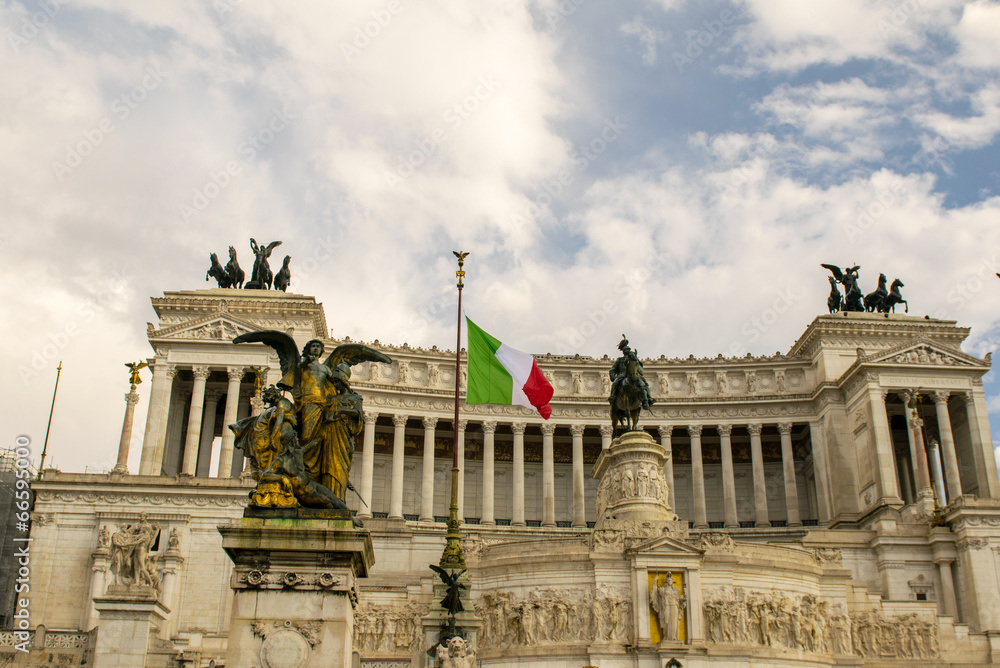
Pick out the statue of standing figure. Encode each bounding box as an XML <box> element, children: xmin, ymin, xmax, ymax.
<box><xmin>651</xmin><ymin>576</ymin><xmax>685</xmax><ymax>642</ymax></box>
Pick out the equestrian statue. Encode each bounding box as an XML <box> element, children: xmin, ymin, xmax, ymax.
<box><xmin>608</xmin><ymin>335</ymin><xmax>654</xmax><ymax>435</ymax></box>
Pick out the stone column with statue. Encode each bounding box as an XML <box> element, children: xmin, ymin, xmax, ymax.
<box><xmin>219</xmin><ymin>329</ymin><xmax>390</xmax><ymax>667</ymax></box>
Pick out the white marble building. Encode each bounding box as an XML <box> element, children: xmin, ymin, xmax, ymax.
<box><xmin>13</xmin><ymin>288</ymin><xmax>1000</xmax><ymax>667</ymax></box>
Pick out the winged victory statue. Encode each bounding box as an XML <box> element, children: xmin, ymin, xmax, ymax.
<box><xmin>229</xmin><ymin>331</ymin><xmax>391</xmax><ymax>516</ymax></box>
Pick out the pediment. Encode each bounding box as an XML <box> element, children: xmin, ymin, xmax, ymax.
<box><xmin>862</xmin><ymin>339</ymin><xmax>988</xmax><ymax>369</ymax></box>
<box><xmin>149</xmin><ymin>313</ymin><xmax>261</xmax><ymax>342</ymax></box>
<box><xmin>627</xmin><ymin>534</ymin><xmax>705</xmax><ymax>556</ymax></box>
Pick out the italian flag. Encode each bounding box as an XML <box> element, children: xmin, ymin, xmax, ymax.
<box><xmin>466</xmin><ymin>317</ymin><xmax>554</xmax><ymax>419</ymax></box>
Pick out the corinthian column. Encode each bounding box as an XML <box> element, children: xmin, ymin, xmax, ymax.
<box><xmin>420</xmin><ymin>416</ymin><xmax>438</xmax><ymax>521</ymax></box>
<box><xmin>482</xmin><ymin>421</ymin><xmax>497</xmax><ymax>525</ymax></box>
<box><xmin>658</xmin><ymin>425</ymin><xmax>675</xmax><ymax>511</ymax></box>
<box><xmin>778</xmin><ymin>422</ymin><xmax>801</xmax><ymax>527</ymax></box>
<box><xmin>748</xmin><ymin>423</ymin><xmax>770</xmax><ymax>527</ymax></box>
<box><xmin>512</xmin><ymin>422</ymin><xmax>526</xmax><ymax>526</ymax></box>
<box><xmin>570</xmin><ymin>424</ymin><xmax>586</xmax><ymax>527</ymax></box>
<box><xmin>216</xmin><ymin>366</ymin><xmax>244</xmax><ymax>477</ymax></box>
<box><xmin>689</xmin><ymin>425</ymin><xmax>707</xmax><ymax>528</ymax></box>
<box><xmin>139</xmin><ymin>362</ymin><xmax>176</xmax><ymax>475</ymax></box>
<box><xmin>541</xmin><ymin>423</ymin><xmax>556</xmax><ymax>527</ymax></box>
<box><xmin>113</xmin><ymin>389</ymin><xmax>140</xmax><ymax>475</ymax></box>
<box><xmin>389</xmin><ymin>414</ymin><xmax>407</xmax><ymax>519</ymax></box>
<box><xmin>181</xmin><ymin>366</ymin><xmax>209</xmax><ymax>476</ymax></box>
<box><xmin>932</xmin><ymin>392</ymin><xmax>962</xmax><ymax>502</ymax></box>
<box><xmin>718</xmin><ymin>425</ymin><xmax>737</xmax><ymax>528</ymax></box>
<box><xmin>358</xmin><ymin>412</ymin><xmax>378</xmax><ymax>519</ymax></box>
<box><xmin>600</xmin><ymin>424</ymin><xmax>613</xmax><ymax>451</ymax></box>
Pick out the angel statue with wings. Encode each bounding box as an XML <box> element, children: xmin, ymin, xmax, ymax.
<box><xmin>229</xmin><ymin>331</ymin><xmax>391</xmax><ymax>513</ymax></box>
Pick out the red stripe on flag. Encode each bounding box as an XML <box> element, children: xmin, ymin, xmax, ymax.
<box><xmin>522</xmin><ymin>361</ymin><xmax>554</xmax><ymax>420</ymax></box>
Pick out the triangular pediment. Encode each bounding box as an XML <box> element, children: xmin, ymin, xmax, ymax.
<box><xmin>862</xmin><ymin>339</ymin><xmax>988</xmax><ymax>369</ymax></box>
<box><xmin>149</xmin><ymin>313</ymin><xmax>261</xmax><ymax>342</ymax></box>
<box><xmin>628</xmin><ymin>534</ymin><xmax>706</xmax><ymax>556</ymax></box>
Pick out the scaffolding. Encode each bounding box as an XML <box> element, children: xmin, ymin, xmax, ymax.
<box><xmin>0</xmin><ymin>447</ymin><xmax>35</xmax><ymax>629</ymax></box>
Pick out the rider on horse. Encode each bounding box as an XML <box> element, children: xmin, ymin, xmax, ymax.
<box><xmin>609</xmin><ymin>335</ymin><xmax>654</xmax><ymax>411</ymax></box>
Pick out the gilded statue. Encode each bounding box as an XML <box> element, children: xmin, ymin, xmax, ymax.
<box><xmin>230</xmin><ymin>331</ymin><xmax>390</xmax><ymax>515</ymax></box>
<box><xmin>124</xmin><ymin>361</ymin><xmax>148</xmax><ymax>389</ymax></box>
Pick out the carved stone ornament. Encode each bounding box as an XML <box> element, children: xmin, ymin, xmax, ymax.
<box><xmin>697</xmin><ymin>532</ymin><xmax>735</xmax><ymax>552</ymax></box>
<box><xmin>957</xmin><ymin>537</ymin><xmax>988</xmax><ymax>551</ymax></box>
<box><xmin>814</xmin><ymin>547</ymin><xmax>844</xmax><ymax>565</ymax></box>
<box><xmin>252</xmin><ymin>620</ymin><xmax>320</xmax><ymax>668</ymax></box>
<box><xmin>239</xmin><ymin>568</ymin><xmax>343</xmax><ymax>590</ymax></box>
<box><xmin>353</xmin><ymin>601</ymin><xmax>430</xmax><ymax>653</ymax></box>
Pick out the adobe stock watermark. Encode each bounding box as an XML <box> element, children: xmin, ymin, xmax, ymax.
<box><xmin>671</xmin><ymin>8</ymin><xmax>739</xmax><ymax>73</ymax></box>
<box><xmin>18</xmin><ymin>268</ymin><xmax>132</xmax><ymax>384</ymax></box>
<box><xmin>397</xmin><ymin>291</ymin><xmax>453</xmax><ymax>345</ymax></box>
<box><xmin>7</xmin><ymin>0</ymin><xmax>62</xmax><ymax>53</ymax></box>
<box><xmin>179</xmin><ymin>105</ymin><xmax>294</xmax><ymax>221</ymax></box>
<box><xmin>11</xmin><ymin>435</ymin><xmax>33</xmax><ymax>653</ymax></box>
<box><xmin>213</xmin><ymin>0</ymin><xmax>244</xmax><ymax>18</ymax></box>
<box><xmin>554</xmin><ymin>249</ymin><xmax>670</xmax><ymax>355</ymax></box>
<box><xmin>843</xmin><ymin>181</ymin><xmax>907</xmax><ymax>244</ymax></box>
<box><xmin>715</xmin><ymin>138</ymin><xmax>779</xmax><ymax>195</ymax></box>
<box><xmin>728</xmin><ymin>285</ymin><xmax>806</xmax><ymax>357</ymax></box>
<box><xmin>340</xmin><ymin>0</ymin><xmax>405</xmax><ymax>63</ymax></box>
<box><xmin>876</xmin><ymin>0</ymin><xmax>921</xmax><ymax>38</ymax></box>
<box><xmin>383</xmin><ymin>75</ymin><xmax>502</xmax><ymax>189</ymax></box>
<box><xmin>510</xmin><ymin>116</ymin><xmax>629</xmax><ymax>229</ymax></box>
<box><xmin>941</xmin><ymin>253</ymin><xmax>999</xmax><ymax>314</ymax></box>
<box><xmin>541</xmin><ymin>0</ymin><xmax>586</xmax><ymax>33</ymax></box>
<box><xmin>51</xmin><ymin>63</ymin><xmax>167</xmax><ymax>182</ymax></box>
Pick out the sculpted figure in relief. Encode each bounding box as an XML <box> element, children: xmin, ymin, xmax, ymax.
<box><xmin>109</xmin><ymin>514</ymin><xmax>160</xmax><ymax>593</ymax></box>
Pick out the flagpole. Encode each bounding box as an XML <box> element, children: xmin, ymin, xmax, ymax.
<box><xmin>39</xmin><ymin>360</ymin><xmax>63</xmax><ymax>477</ymax></box>
<box><xmin>440</xmin><ymin>251</ymin><xmax>468</xmax><ymax>570</ymax></box>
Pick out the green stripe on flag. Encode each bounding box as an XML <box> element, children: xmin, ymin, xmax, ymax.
<box><xmin>466</xmin><ymin>317</ymin><xmax>513</xmax><ymax>406</ymax></box>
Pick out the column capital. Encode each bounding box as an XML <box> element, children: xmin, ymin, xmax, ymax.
<box><xmin>687</xmin><ymin>424</ymin><xmax>702</xmax><ymax>437</ymax></box>
<box><xmin>227</xmin><ymin>366</ymin><xmax>245</xmax><ymax>381</ymax></box>
<box><xmin>961</xmin><ymin>391</ymin><xmax>975</xmax><ymax>406</ymax></box>
<box><xmin>931</xmin><ymin>390</ymin><xmax>950</xmax><ymax>404</ymax></box>
<box><xmin>164</xmin><ymin>365</ymin><xmax>178</xmax><ymax>380</ymax></box>
<box><xmin>657</xmin><ymin>425</ymin><xmax>673</xmax><ymax>438</ymax></box>
<box><xmin>569</xmin><ymin>424</ymin><xmax>585</xmax><ymax>437</ymax></box>
<box><xmin>511</xmin><ymin>422</ymin><xmax>526</xmax><ymax>435</ymax></box>
<box><xmin>777</xmin><ymin>422</ymin><xmax>793</xmax><ymax>435</ymax></box>
<box><xmin>422</xmin><ymin>416</ymin><xmax>438</xmax><ymax>430</ymax></box>
<box><xmin>541</xmin><ymin>423</ymin><xmax>556</xmax><ymax>436</ymax></box>
<box><xmin>192</xmin><ymin>365</ymin><xmax>210</xmax><ymax>381</ymax></box>
<box><xmin>600</xmin><ymin>424</ymin><xmax>614</xmax><ymax>438</ymax></box>
<box><xmin>124</xmin><ymin>391</ymin><xmax>140</xmax><ymax>406</ymax></box>
<box><xmin>205</xmin><ymin>388</ymin><xmax>225</xmax><ymax>403</ymax></box>
<box><xmin>458</xmin><ymin>419</ymin><xmax>469</xmax><ymax>431</ymax></box>
<box><xmin>747</xmin><ymin>423</ymin><xmax>763</xmax><ymax>436</ymax></box>
<box><xmin>716</xmin><ymin>424</ymin><xmax>732</xmax><ymax>437</ymax></box>
<box><xmin>482</xmin><ymin>420</ymin><xmax>497</xmax><ymax>434</ymax></box>
<box><xmin>392</xmin><ymin>414</ymin><xmax>408</xmax><ymax>428</ymax></box>
<box><xmin>880</xmin><ymin>388</ymin><xmax>890</xmax><ymax>401</ymax></box>
<box><xmin>363</xmin><ymin>411</ymin><xmax>379</xmax><ymax>425</ymax></box>
<box><xmin>910</xmin><ymin>416</ymin><xmax>924</xmax><ymax>430</ymax></box>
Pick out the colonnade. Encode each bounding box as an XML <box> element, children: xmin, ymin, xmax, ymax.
<box><xmin>354</xmin><ymin>415</ymin><xmax>818</xmax><ymax>529</ymax></box>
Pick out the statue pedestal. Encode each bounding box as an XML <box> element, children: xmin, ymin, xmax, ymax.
<box><xmin>92</xmin><ymin>585</ymin><xmax>170</xmax><ymax>668</ymax></box>
<box><xmin>219</xmin><ymin>516</ymin><xmax>374</xmax><ymax>668</ymax></box>
<box><xmin>593</xmin><ymin>430</ymin><xmax>675</xmax><ymax>529</ymax></box>
<box><xmin>420</xmin><ymin>573</ymin><xmax>482</xmax><ymax>667</ymax></box>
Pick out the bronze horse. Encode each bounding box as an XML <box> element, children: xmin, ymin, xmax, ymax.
<box><xmin>864</xmin><ymin>273</ymin><xmax>887</xmax><ymax>312</ymax></box>
<box><xmin>827</xmin><ymin>277</ymin><xmax>842</xmax><ymax>313</ymax></box>
<box><xmin>610</xmin><ymin>351</ymin><xmax>644</xmax><ymax>435</ymax></box>
<box><xmin>881</xmin><ymin>279</ymin><xmax>908</xmax><ymax>313</ymax></box>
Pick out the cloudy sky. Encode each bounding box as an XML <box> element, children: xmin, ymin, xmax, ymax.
<box><xmin>2</xmin><ymin>0</ymin><xmax>999</xmax><ymax>474</ymax></box>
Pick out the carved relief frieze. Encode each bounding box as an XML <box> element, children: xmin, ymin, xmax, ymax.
<box><xmin>476</xmin><ymin>587</ymin><xmax>631</xmax><ymax>647</ymax></box>
<box><xmin>703</xmin><ymin>589</ymin><xmax>938</xmax><ymax>658</ymax></box>
<box><xmin>235</xmin><ymin>567</ymin><xmax>346</xmax><ymax>591</ymax></box>
<box><xmin>353</xmin><ymin>601</ymin><xmax>429</xmax><ymax>653</ymax></box>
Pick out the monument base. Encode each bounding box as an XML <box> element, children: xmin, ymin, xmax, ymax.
<box><xmin>593</xmin><ymin>430</ymin><xmax>675</xmax><ymax>529</ymax></box>
<box><xmin>92</xmin><ymin>585</ymin><xmax>170</xmax><ymax>668</ymax></box>
<box><xmin>219</xmin><ymin>517</ymin><xmax>375</xmax><ymax>668</ymax></box>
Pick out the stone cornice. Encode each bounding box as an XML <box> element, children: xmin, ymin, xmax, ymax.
<box><xmin>789</xmin><ymin>312</ymin><xmax>969</xmax><ymax>359</ymax></box>
<box><xmin>153</xmin><ymin>289</ymin><xmax>328</xmax><ymax>337</ymax></box>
